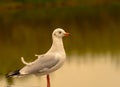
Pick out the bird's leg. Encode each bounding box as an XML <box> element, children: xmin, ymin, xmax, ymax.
<box><xmin>46</xmin><ymin>74</ymin><xmax>50</xmax><ymax>87</ymax></box>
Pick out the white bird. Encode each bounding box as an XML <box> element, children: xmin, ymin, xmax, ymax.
<box><xmin>6</xmin><ymin>28</ymin><xmax>70</xmax><ymax>87</ymax></box>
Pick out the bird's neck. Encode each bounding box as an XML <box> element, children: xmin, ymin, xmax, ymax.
<box><xmin>47</xmin><ymin>37</ymin><xmax>65</xmax><ymax>55</ymax></box>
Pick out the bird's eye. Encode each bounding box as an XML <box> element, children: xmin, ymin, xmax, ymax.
<box><xmin>59</xmin><ymin>31</ymin><xmax>62</xmax><ymax>34</ymax></box>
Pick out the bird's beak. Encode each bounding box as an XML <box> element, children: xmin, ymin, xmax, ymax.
<box><xmin>64</xmin><ymin>32</ymin><xmax>70</xmax><ymax>36</ymax></box>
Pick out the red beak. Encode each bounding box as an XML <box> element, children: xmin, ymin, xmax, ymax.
<box><xmin>64</xmin><ymin>32</ymin><xmax>70</xmax><ymax>36</ymax></box>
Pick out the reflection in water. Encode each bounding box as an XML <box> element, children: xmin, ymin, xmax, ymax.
<box><xmin>1</xmin><ymin>53</ymin><xmax>120</xmax><ymax>87</ymax></box>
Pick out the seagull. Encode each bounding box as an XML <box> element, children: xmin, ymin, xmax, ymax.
<box><xmin>6</xmin><ymin>28</ymin><xmax>70</xmax><ymax>87</ymax></box>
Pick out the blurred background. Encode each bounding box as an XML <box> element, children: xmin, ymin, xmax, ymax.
<box><xmin>0</xmin><ymin>0</ymin><xmax>120</xmax><ymax>87</ymax></box>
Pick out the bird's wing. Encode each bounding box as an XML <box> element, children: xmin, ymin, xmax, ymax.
<box><xmin>20</xmin><ymin>54</ymin><xmax>59</xmax><ymax>75</ymax></box>
<box><xmin>21</xmin><ymin>54</ymin><xmax>44</xmax><ymax>65</ymax></box>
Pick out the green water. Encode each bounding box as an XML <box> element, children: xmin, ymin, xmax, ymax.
<box><xmin>0</xmin><ymin>6</ymin><xmax>120</xmax><ymax>87</ymax></box>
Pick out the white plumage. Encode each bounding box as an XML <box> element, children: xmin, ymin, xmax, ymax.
<box><xmin>6</xmin><ymin>28</ymin><xmax>70</xmax><ymax>87</ymax></box>
<box><xmin>7</xmin><ymin>28</ymin><xmax>70</xmax><ymax>77</ymax></box>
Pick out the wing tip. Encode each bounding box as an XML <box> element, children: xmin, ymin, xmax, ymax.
<box><xmin>6</xmin><ymin>69</ymin><xmax>20</xmax><ymax>78</ymax></box>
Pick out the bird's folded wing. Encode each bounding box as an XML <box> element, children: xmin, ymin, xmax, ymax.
<box><xmin>20</xmin><ymin>54</ymin><xmax>59</xmax><ymax>74</ymax></box>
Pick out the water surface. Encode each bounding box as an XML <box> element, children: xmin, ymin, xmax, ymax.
<box><xmin>0</xmin><ymin>5</ymin><xmax>120</xmax><ymax>87</ymax></box>
<box><xmin>1</xmin><ymin>53</ymin><xmax>120</xmax><ymax>87</ymax></box>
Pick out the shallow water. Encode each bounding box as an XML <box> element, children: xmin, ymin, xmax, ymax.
<box><xmin>0</xmin><ymin>6</ymin><xmax>120</xmax><ymax>87</ymax></box>
<box><xmin>1</xmin><ymin>53</ymin><xmax>120</xmax><ymax>87</ymax></box>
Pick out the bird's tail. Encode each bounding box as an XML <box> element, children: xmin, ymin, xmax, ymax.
<box><xmin>6</xmin><ymin>69</ymin><xmax>20</xmax><ymax>78</ymax></box>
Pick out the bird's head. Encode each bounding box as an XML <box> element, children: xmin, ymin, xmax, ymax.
<box><xmin>52</xmin><ymin>28</ymin><xmax>70</xmax><ymax>38</ymax></box>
